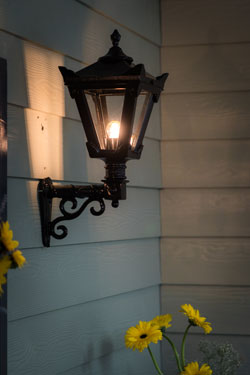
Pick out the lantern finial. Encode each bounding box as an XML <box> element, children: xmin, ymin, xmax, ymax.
<box><xmin>98</xmin><ymin>29</ymin><xmax>133</xmax><ymax>64</ymax></box>
<box><xmin>111</xmin><ymin>30</ymin><xmax>121</xmax><ymax>47</ymax></box>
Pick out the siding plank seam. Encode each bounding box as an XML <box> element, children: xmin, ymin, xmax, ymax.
<box><xmin>8</xmin><ymin>284</ymin><xmax>160</xmax><ymax>323</ymax></box>
<box><xmin>162</xmin><ymin>41</ymin><xmax>250</xmax><ymax>48</ymax></box>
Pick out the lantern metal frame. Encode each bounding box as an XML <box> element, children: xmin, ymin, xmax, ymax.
<box><xmin>38</xmin><ymin>30</ymin><xmax>168</xmax><ymax>247</ymax></box>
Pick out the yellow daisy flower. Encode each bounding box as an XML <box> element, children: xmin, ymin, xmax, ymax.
<box><xmin>0</xmin><ymin>255</ymin><xmax>12</xmax><ymax>294</ymax></box>
<box><xmin>125</xmin><ymin>320</ymin><xmax>162</xmax><ymax>352</ymax></box>
<box><xmin>180</xmin><ymin>304</ymin><xmax>212</xmax><ymax>334</ymax></box>
<box><xmin>181</xmin><ymin>361</ymin><xmax>212</xmax><ymax>375</ymax></box>
<box><xmin>0</xmin><ymin>221</ymin><xmax>19</xmax><ymax>251</ymax></box>
<box><xmin>12</xmin><ymin>250</ymin><xmax>26</xmax><ymax>268</ymax></box>
<box><xmin>150</xmin><ymin>314</ymin><xmax>172</xmax><ymax>331</ymax></box>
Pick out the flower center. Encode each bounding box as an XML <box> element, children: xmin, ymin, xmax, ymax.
<box><xmin>188</xmin><ymin>318</ymin><xmax>197</xmax><ymax>327</ymax></box>
<box><xmin>140</xmin><ymin>334</ymin><xmax>147</xmax><ymax>339</ymax></box>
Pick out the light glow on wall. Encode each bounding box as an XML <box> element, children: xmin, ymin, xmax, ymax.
<box><xmin>23</xmin><ymin>42</ymin><xmax>65</xmax><ymax>180</ymax></box>
<box><xmin>24</xmin><ymin>108</ymin><xmax>64</xmax><ymax>180</ymax></box>
<box><xmin>23</xmin><ymin>41</ymin><xmax>65</xmax><ymax>116</ymax></box>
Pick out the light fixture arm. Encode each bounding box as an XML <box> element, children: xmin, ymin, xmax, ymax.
<box><xmin>38</xmin><ymin>175</ymin><xmax>127</xmax><ymax>247</ymax></box>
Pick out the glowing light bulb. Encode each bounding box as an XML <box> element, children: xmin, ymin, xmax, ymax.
<box><xmin>106</xmin><ymin>121</ymin><xmax>120</xmax><ymax>139</ymax></box>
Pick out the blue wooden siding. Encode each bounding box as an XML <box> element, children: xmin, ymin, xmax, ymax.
<box><xmin>1</xmin><ymin>0</ymin><xmax>162</xmax><ymax>374</ymax></box>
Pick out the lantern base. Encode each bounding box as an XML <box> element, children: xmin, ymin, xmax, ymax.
<box><xmin>104</xmin><ymin>162</ymin><xmax>127</xmax><ymax>181</ymax></box>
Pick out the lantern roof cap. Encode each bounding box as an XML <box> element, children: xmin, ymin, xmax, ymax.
<box><xmin>73</xmin><ymin>29</ymin><xmax>149</xmax><ymax>79</ymax></box>
<box><xmin>59</xmin><ymin>29</ymin><xmax>168</xmax><ymax>96</ymax></box>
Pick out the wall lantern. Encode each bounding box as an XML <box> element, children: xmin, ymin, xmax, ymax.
<box><xmin>38</xmin><ymin>30</ymin><xmax>168</xmax><ymax>247</ymax></box>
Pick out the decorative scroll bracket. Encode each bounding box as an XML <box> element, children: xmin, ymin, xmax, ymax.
<box><xmin>38</xmin><ymin>177</ymin><xmax>126</xmax><ymax>247</ymax></box>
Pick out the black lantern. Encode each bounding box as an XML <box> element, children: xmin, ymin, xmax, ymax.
<box><xmin>38</xmin><ymin>30</ymin><xmax>168</xmax><ymax>247</ymax></box>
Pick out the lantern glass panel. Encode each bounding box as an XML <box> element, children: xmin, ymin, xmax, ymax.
<box><xmin>85</xmin><ymin>90</ymin><xmax>125</xmax><ymax>150</ymax></box>
<box><xmin>130</xmin><ymin>92</ymin><xmax>152</xmax><ymax>149</ymax></box>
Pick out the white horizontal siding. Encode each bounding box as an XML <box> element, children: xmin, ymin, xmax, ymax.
<box><xmin>161</xmin><ymin>91</ymin><xmax>250</xmax><ymax>141</ymax></box>
<box><xmin>161</xmin><ymin>285</ymin><xmax>250</xmax><ymax>335</ymax></box>
<box><xmin>161</xmin><ymin>237</ymin><xmax>250</xmax><ymax>286</ymax></box>
<box><xmin>162</xmin><ymin>44</ymin><xmax>250</xmax><ymax>93</ymax></box>
<box><xmin>160</xmin><ymin>1</ymin><xmax>250</xmax><ymax>374</ymax></box>
<box><xmin>161</xmin><ymin>0</ymin><xmax>250</xmax><ymax>46</ymax></box>
<box><xmin>161</xmin><ymin>188</ymin><xmax>250</xmax><ymax>237</ymax></box>
<box><xmin>162</xmin><ymin>139</ymin><xmax>250</xmax><ymax>187</ymax></box>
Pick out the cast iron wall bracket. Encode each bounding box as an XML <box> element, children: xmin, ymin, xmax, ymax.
<box><xmin>38</xmin><ymin>175</ymin><xmax>127</xmax><ymax>247</ymax></box>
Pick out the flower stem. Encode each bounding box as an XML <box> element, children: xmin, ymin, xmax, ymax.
<box><xmin>163</xmin><ymin>334</ymin><xmax>183</xmax><ymax>372</ymax></box>
<box><xmin>147</xmin><ymin>346</ymin><xmax>164</xmax><ymax>375</ymax></box>
<box><xmin>181</xmin><ymin>324</ymin><xmax>192</xmax><ymax>369</ymax></box>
